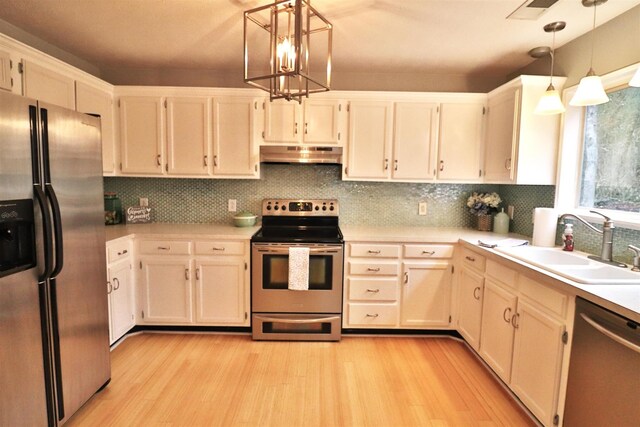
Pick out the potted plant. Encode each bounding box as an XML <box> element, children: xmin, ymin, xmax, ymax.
<box><xmin>467</xmin><ymin>192</ymin><xmax>502</xmax><ymax>231</ymax></box>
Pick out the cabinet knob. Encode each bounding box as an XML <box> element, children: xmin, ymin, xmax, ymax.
<box><xmin>503</xmin><ymin>307</ymin><xmax>512</xmax><ymax>323</ymax></box>
<box><xmin>204</xmin><ymin>155</ymin><xmax>208</xmax><ymax>167</ymax></box>
<box><xmin>439</xmin><ymin>160</ymin><xmax>444</xmax><ymax>172</ymax></box>
<box><xmin>473</xmin><ymin>286</ymin><xmax>481</xmax><ymax>300</ymax></box>
<box><xmin>384</xmin><ymin>159</ymin><xmax>389</xmax><ymax>170</ymax></box>
<box><xmin>185</xmin><ymin>268</ymin><xmax>190</xmax><ymax>280</ymax></box>
<box><xmin>156</xmin><ymin>154</ymin><xmax>161</xmax><ymax>166</ymax></box>
<box><xmin>107</xmin><ymin>281</ymin><xmax>112</xmax><ymax>294</ymax></box>
<box><xmin>511</xmin><ymin>312</ymin><xmax>520</xmax><ymax>329</ymax></box>
<box><xmin>404</xmin><ymin>271</ymin><xmax>409</xmax><ymax>284</ymax></box>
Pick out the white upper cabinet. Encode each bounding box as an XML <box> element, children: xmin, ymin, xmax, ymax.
<box><xmin>119</xmin><ymin>96</ymin><xmax>164</xmax><ymax>175</ymax></box>
<box><xmin>392</xmin><ymin>102</ymin><xmax>438</xmax><ymax>181</ymax></box>
<box><xmin>212</xmin><ymin>97</ymin><xmax>259</xmax><ymax>178</ymax></box>
<box><xmin>166</xmin><ymin>97</ymin><xmax>211</xmax><ymax>176</ymax></box>
<box><xmin>263</xmin><ymin>98</ymin><xmax>344</xmax><ymax>145</ymax></box>
<box><xmin>22</xmin><ymin>60</ymin><xmax>75</xmax><ymax>109</ymax></box>
<box><xmin>344</xmin><ymin>100</ymin><xmax>394</xmax><ymax>180</ymax></box>
<box><xmin>75</xmin><ymin>81</ymin><xmax>116</xmax><ymax>175</ymax></box>
<box><xmin>437</xmin><ymin>102</ymin><xmax>485</xmax><ymax>182</ymax></box>
<box><xmin>0</xmin><ymin>50</ymin><xmax>12</xmax><ymax>92</ymax></box>
<box><xmin>483</xmin><ymin>75</ymin><xmax>566</xmax><ymax>184</ymax></box>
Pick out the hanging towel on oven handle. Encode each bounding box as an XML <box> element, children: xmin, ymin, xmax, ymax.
<box><xmin>288</xmin><ymin>247</ymin><xmax>310</xmax><ymax>290</ymax></box>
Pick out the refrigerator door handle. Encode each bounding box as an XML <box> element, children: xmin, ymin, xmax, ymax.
<box><xmin>40</xmin><ymin>108</ymin><xmax>64</xmax><ymax>278</ymax></box>
<box><xmin>30</xmin><ymin>106</ymin><xmax>54</xmax><ymax>281</ymax></box>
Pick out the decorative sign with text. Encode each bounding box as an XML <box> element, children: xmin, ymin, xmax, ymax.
<box><xmin>126</xmin><ymin>206</ymin><xmax>152</xmax><ymax>224</ymax></box>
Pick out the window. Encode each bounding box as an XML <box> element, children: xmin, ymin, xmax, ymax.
<box><xmin>579</xmin><ymin>86</ymin><xmax>640</xmax><ymax>212</ymax></box>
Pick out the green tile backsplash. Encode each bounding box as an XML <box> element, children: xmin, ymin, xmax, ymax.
<box><xmin>103</xmin><ymin>164</ymin><xmax>640</xmax><ymax>263</ymax></box>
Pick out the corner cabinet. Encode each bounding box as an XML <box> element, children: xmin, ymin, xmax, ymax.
<box><xmin>483</xmin><ymin>75</ymin><xmax>566</xmax><ymax>184</ymax></box>
<box><xmin>344</xmin><ymin>242</ymin><xmax>454</xmax><ymax>329</ymax></box>
<box><xmin>456</xmin><ymin>247</ymin><xmax>486</xmax><ymax>350</ymax></box>
<box><xmin>21</xmin><ymin>60</ymin><xmax>75</xmax><ymax>109</ymax></box>
<box><xmin>106</xmin><ymin>238</ymin><xmax>135</xmax><ymax>344</ymax></box>
<box><xmin>76</xmin><ymin>81</ymin><xmax>116</xmax><ymax>175</ymax></box>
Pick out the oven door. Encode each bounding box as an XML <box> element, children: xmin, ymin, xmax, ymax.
<box><xmin>251</xmin><ymin>243</ymin><xmax>343</xmax><ymax>313</ymax></box>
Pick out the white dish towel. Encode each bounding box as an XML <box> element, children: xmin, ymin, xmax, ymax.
<box><xmin>288</xmin><ymin>247</ymin><xmax>310</xmax><ymax>291</ymax></box>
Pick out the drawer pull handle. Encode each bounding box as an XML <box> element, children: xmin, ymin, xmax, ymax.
<box><xmin>367</xmin><ymin>250</ymin><xmax>381</xmax><ymax>254</ymax></box>
<box><xmin>117</xmin><ymin>249</ymin><xmax>128</xmax><ymax>256</ymax></box>
<box><xmin>366</xmin><ymin>267</ymin><xmax>380</xmax><ymax>272</ymax></box>
<box><xmin>158</xmin><ymin>246</ymin><xmax>170</xmax><ymax>251</ymax></box>
<box><xmin>404</xmin><ymin>272</ymin><xmax>409</xmax><ymax>284</ymax></box>
<box><xmin>211</xmin><ymin>247</ymin><xmax>226</xmax><ymax>251</ymax></box>
<box><xmin>503</xmin><ymin>307</ymin><xmax>512</xmax><ymax>323</ymax></box>
<box><xmin>511</xmin><ymin>312</ymin><xmax>520</xmax><ymax>329</ymax></box>
<box><xmin>422</xmin><ymin>250</ymin><xmax>435</xmax><ymax>256</ymax></box>
<box><xmin>365</xmin><ymin>313</ymin><xmax>379</xmax><ymax>318</ymax></box>
<box><xmin>366</xmin><ymin>288</ymin><xmax>380</xmax><ymax>293</ymax></box>
<box><xmin>112</xmin><ymin>277</ymin><xmax>120</xmax><ymax>291</ymax></box>
<box><xmin>107</xmin><ymin>281</ymin><xmax>112</xmax><ymax>295</ymax></box>
<box><xmin>185</xmin><ymin>268</ymin><xmax>190</xmax><ymax>280</ymax></box>
<box><xmin>196</xmin><ymin>268</ymin><xmax>200</xmax><ymax>280</ymax></box>
<box><xmin>473</xmin><ymin>286</ymin><xmax>481</xmax><ymax>300</ymax></box>
<box><xmin>465</xmin><ymin>256</ymin><xmax>475</xmax><ymax>262</ymax></box>
<box><xmin>156</xmin><ymin>154</ymin><xmax>161</xmax><ymax>166</ymax></box>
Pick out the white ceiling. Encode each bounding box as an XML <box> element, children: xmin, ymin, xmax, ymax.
<box><xmin>0</xmin><ymin>0</ymin><xmax>638</xmax><ymax>78</ymax></box>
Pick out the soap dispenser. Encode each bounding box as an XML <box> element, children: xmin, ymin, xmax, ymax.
<box><xmin>562</xmin><ymin>223</ymin><xmax>574</xmax><ymax>251</ymax></box>
<box><xmin>493</xmin><ymin>208</ymin><xmax>510</xmax><ymax>234</ymax></box>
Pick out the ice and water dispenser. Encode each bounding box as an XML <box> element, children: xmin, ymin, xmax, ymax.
<box><xmin>0</xmin><ymin>199</ymin><xmax>36</xmax><ymax>278</ymax></box>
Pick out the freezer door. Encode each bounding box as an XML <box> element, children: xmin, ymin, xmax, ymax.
<box><xmin>40</xmin><ymin>102</ymin><xmax>111</xmax><ymax>423</ymax></box>
<box><xmin>0</xmin><ymin>91</ymin><xmax>50</xmax><ymax>425</ymax></box>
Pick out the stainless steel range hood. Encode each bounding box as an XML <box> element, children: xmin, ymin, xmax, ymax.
<box><xmin>260</xmin><ymin>146</ymin><xmax>342</xmax><ymax>164</ymax></box>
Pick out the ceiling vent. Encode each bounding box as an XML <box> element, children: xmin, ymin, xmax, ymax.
<box><xmin>507</xmin><ymin>0</ymin><xmax>560</xmax><ymax>20</ymax></box>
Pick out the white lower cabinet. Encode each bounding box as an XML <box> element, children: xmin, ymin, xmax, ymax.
<box><xmin>140</xmin><ymin>257</ymin><xmax>193</xmax><ymax>324</ymax></box>
<box><xmin>195</xmin><ymin>258</ymin><xmax>248</xmax><ymax>324</ymax></box>
<box><xmin>457</xmin><ymin>265</ymin><xmax>484</xmax><ymax>350</ymax></box>
<box><xmin>473</xmin><ymin>256</ymin><xmax>570</xmax><ymax>427</ymax></box>
<box><xmin>344</xmin><ymin>242</ymin><xmax>453</xmax><ymax>329</ymax></box>
<box><xmin>106</xmin><ymin>239</ymin><xmax>135</xmax><ymax>344</ymax></box>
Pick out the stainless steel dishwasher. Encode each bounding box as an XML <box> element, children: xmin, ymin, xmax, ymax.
<box><xmin>563</xmin><ymin>298</ymin><xmax>640</xmax><ymax>426</ymax></box>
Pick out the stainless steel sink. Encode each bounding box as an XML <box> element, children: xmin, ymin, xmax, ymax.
<box><xmin>494</xmin><ymin>246</ymin><xmax>640</xmax><ymax>285</ymax></box>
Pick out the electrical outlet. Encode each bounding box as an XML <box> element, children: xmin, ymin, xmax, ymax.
<box><xmin>507</xmin><ymin>205</ymin><xmax>515</xmax><ymax>220</ymax></box>
<box><xmin>228</xmin><ymin>199</ymin><xmax>237</xmax><ymax>212</ymax></box>
<box><xmin>419</xmin><ymin>202</ymin><xmax>427</xmax><ymax>216</ymax></box>
<box><xmin>139</xmin><ymin>197</ymin><xmax>149</xmax><ymax>207</ymax></box>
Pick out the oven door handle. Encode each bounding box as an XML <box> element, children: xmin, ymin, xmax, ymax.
<box><xmin>253</xmin><ymin>315</ymin><xmax>341</xmax><ymax>324</ymax></box>
<box><xmin>255</xmin><ymin>247</ymin><xmax>341</xmax><ymax>254</ymax></box>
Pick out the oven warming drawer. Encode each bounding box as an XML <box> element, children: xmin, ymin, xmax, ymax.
<box><xmin>252</xmin><ymin>313</ymin><xmax>341</xmax><ymax>341</ymax></box>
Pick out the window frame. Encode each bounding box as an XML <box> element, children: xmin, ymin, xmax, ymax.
<box><xmin>556</xmin><ymin>62</ymin><xmax>640</xmax><ymax>230</ymax></box>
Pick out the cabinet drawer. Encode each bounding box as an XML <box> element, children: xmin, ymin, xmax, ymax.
<box><xmin>348</xmin><ymin>261</ymin><xmax>399</xmax><ymax>276</ymax></box>
<box><xmin>107</xmin><ymin>240</ymin><xmax>131</xmax><ymax>264</ymax></box>
<box><xmin>348</xmin><ymin>303</ymin><xmax>398</xmax><ymax>326</ymax></box>
<box><xmin>348</xmin><ymin>278</ymin><xmax>398</xmax><ymax>301</ymax></box>
<box><xmin>194</xmin><ymin>240</ymin><xmax>244</xmax><ymax>256</ymax></box>
<box><xmin>462</xmin><ymin>248</ymin><xmax>486</xmax><ymax>272</ymax></box>
<box><xmin>139</xmin><ymin>240</ymin><xmax>191</xmax><ymax>255</ymax></box>
<box><xmin>349</xmin><ymin>243</ymin><xmax>401</xmax><ymax>258</ymax></box>
<box><xmin>486</xmin><ymin>260</ymin><xmax>518</xmax><ymax>288</ymax></box>
<box><xmin>404</xmin><ymin>244</ymin><xmax>454</xmax><ymax>259</ymax></box>
<box><xmin>518</xmin><ymin>274</ymin><xmax>568</xmax><ymax>318</ymax></box>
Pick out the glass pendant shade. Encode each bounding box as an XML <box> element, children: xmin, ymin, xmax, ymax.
<box><xmin>569</xmin><ymin>71</ymin><xmax>610</xmax><ymax>106</ymax></box>
<box><xmin>535</xmin><ymin>84</ymin><xmax>566</xmax><ymax>114</ymax></box>
<box><xmin>630</xmin><ymin>67</ymin><xmax>640</xmax><ymax>87</ymax></box>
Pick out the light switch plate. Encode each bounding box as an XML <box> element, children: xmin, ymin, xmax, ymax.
<box><xmin>139</xmin><ymin>197</ymin><xmax>149</xmax><ymax>207</ymax></box>
<box><xmin>419</xmin><ymin>202</ymin><xmax>427</xmax><ymax>216</ymax></box>
<box><xmin>228</xmin><ymin>199</ymin><xmax>237</xmax><ymax>212</ymax></box>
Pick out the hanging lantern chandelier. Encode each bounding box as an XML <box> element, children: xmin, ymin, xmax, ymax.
<box><xmin>244</xmin><ymin>0</ymin><xmax>332</xmax><ymax>103</ymax></box>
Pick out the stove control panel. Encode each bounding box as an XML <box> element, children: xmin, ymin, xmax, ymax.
<box><xmin>262</xmin><ymin>199</ymin><xmax>339</xmax><ymax>216</ymax></box>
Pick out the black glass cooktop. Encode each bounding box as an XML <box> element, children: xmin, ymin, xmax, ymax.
<box><xmin>251</xmin><ymin>216</ymin><xmax>343</xmax><ymax>244</ymax></box>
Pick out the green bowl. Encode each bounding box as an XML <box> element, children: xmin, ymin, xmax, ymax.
<box><xmin>233</xmin><ymin>212</ymin><xmax>257</xmax><ymax>227</ymax></box>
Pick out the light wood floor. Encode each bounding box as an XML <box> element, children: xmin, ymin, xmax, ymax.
<box><xmin>67</xmin><ymin>334</ymin><xmax>535</xmax><ymax>427</ymax></box>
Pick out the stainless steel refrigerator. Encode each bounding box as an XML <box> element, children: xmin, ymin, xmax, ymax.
<box><xmin>0</xmin><ymin>90</ymin><xmax>110</xmax><ymax>426</ymax></box>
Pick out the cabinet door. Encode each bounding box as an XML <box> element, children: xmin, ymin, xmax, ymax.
<box><xmin>76</xmin><ymin>81</ymin><xmax>116</xmax><ymax>174</ymax></box>
<box><xmin>22</xmin><ymin>60</ymin><xmax>75</xmax><ymax>109</ymax></box>
<box><xmin>345</xmin><ymin>101</ymin><xmax>393</xmax><ymax>180</ymax></box>
<box><xmin>0</xmin><ymin>50</ymin><xmax>12</xmax><ymax>92</ymax></box>
<box><xmin>484</xmin><ymin>88</ymin><xmax>519</xmax><ymax>183</ymax></box>
<box><xmin>108</xmin><ymin>260</ymin><xmax>135</xmax><ymax>344</ymax></box>
<box><xmin>437</xmin><ymin>102</ymin><xmax>484</xmax><ymax>181</ymax></box>
<box><xmin>303</xmin><ymin>99</ymin><xmax>342</xmax><ymax>144</ymax></box>
<box><xmin>166</xmin><ymin>97</ymin><xmax>211</xmax><ymax>176</ymax></box>
<box><xmin>457</xmin><ymin>267</ymin><xmax>484</xmax><ymax>350</ymax></box>
<box><xmin>195</xmin><ymin>259</ymin><xmax>247</xmax><ymax>325</ymax></box>
<box><xmin>119</xmin><ymin>96</ymin><xmax>164</xmax><ymax>174</ymax></box>
<box><xmin>213</xmin><ymin>97</ymin><xmax>258</xmax><ymax>177</ymax></box>
<box><xmin>140</xmin><ymin>257</ymin><xmax>192</xmax><ymax>323</ymax></box>
<box><xmin>479</xmin><ymin>279</ymin><xmax>517</xmax><ymax>382</ymax></box>
<box><xmin>392</xmin><ymin>102</ymin><xmax>438</xmax><ymax>181</ymax></box>
<box><xmin>400</xmin><ymin>262</ymin><xmax>451</xmax><ymax>327</ymax></box>
<box><xmin>511</xmin><ymin>299</ymin><xmax>565</xmax><ymax>427</ymax></box>
<box><xmin>263</xmin><ymin>100</ymin><xmax>301</xmax><ymax>143</ymax></box>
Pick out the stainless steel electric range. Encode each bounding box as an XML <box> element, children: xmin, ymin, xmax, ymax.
<box><xmin>251</xmin><ymin>199</ymin><xmax>343</xmax><ymax>341</ymax></box>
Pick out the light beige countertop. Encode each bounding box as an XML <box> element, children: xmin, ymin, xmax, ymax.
<box><xmin>105</xmin><ymin>223</ymin><xmax>260</xmax><ymax>243</ymax></box>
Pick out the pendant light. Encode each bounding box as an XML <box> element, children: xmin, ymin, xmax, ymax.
<box><xmin>244</xmin><ymin>0</ymin><xmax>332</xmax><ymax>103</ymax></box>
<box><xmin>531</xmin><ymin>21</ymin><xmax>566</xmax><ymax>115</ymax></box>
<box><xmin>569</xmin><ymin>0</ymin><xmax>609</xmax><ymax>106</ymax></box>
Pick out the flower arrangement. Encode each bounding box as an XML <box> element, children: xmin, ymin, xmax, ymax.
<box><xmin>467</xmin><ymin>192</ymin><xmax>502</xmax><ymax>216</ymax></box>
